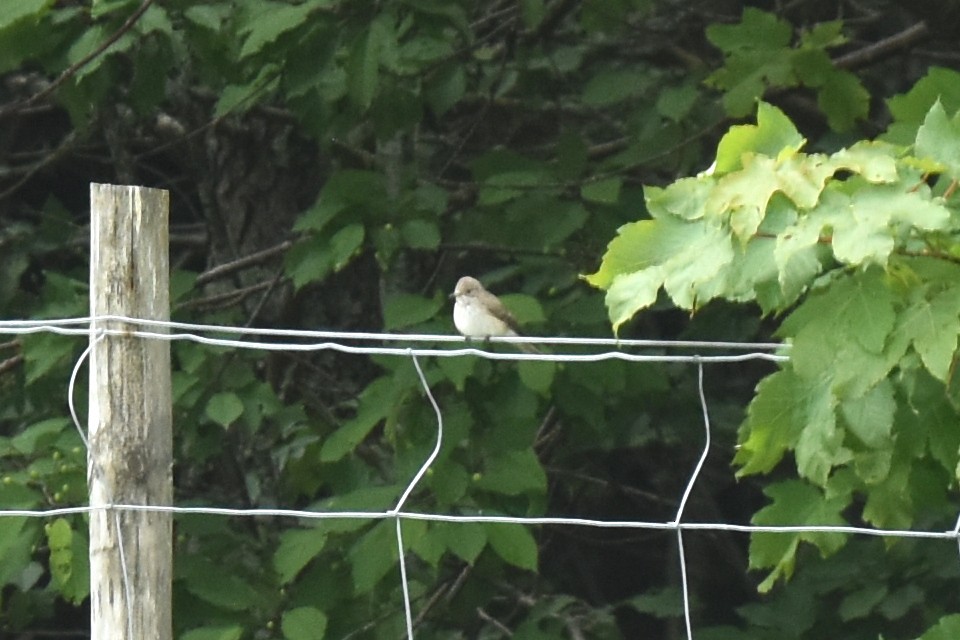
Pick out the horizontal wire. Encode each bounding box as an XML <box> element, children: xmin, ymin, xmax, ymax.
<box><xmin>0</xmin><ymin>315</ymin><xmax>791</xmax><ymax>363</ymax></box>
<box><xmin>8</xmin><ymin>311</ymin><xmax>955</xmax><ymax>640</ymax></box>
<box><xmin>3</xmin><ymin>503</ymin><xmax>957</xmax><ymax>541</ymax></box>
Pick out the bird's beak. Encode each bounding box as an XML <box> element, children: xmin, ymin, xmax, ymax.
<box><xmin>449</xmin><ymin>291</ymin><xmax>457</xmax><ymax>300</ymax></box>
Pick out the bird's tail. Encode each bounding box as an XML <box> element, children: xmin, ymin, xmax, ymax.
<box><xmin>516</xmin><ymin>340</ymin><xmax>542</xmax><ymax>354</ymax></box>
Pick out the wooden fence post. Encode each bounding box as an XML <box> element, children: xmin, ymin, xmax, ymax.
<box><xmin>88</xmin><ymin>183</ymin><xmax>172</xmax><ymax>639</ymax></box>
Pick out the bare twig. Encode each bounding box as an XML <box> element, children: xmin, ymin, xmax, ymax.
<box><xmin>194</xmin><ymin>240</ymin><xmax>294</xmax><ymax>286</ymax></box>
<box><xmin>175</xmin><ymin>279</ymin><xmax>279</xmax><ymax>311</ymax></box>
<box><xmin>834</xmin><ymin>21</ymin><xmax>929</xmax><ymax>70</ymax></box>
<box><xmin>241</xmin><ymin>266</ymin><xmax>286</xmax><ymax>329</ymax></box>
<box><xmin>477</xmin><ymin>607</ymin><xmax>514</xmax><ymax>636</ymax></box>
<box><xmin>0</xmin><ymin>355</ymin><xmax>24</xmax><ymax>376</ymax></box>
<box><xmin>411</xmin><ymin>564</ymin><xmax>474</xmax><ymax>628</ymax></box>
<box><xmin>0</xmin><ymin>132</ymin><xmax>79</xmax><ymax>201</ymax></box>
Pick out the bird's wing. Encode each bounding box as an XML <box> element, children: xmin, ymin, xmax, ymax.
<box><xmin>482</xmin><ymin>291</ymin><xmax>522</xmax><ymax>334</ymax></box>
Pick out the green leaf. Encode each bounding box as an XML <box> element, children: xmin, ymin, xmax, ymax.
<box><xmin>793</xmin><ymin>381</ymin><xmax>845</xmax><ymax>485</ymax></box>
<box><xmin>349</xmin><ymin>520</ymin><xmax>397</xmax><ymax>594</ymax></box>
<box><xmin>400</xmin><ymin>219</ymin><xmax>441</xmax><ymax>250</ymax></box>
<box><xmin>839</xmin><ymin>380</ymin><xmax>895</xmax><ymax>449</ymax></box>
<box><xmin>0</xmin><ymin>518</ymin><xmax>36</xmax><ymax>586</ymax></box>
<box><xmin>22</xmin><ymin>332</ymin><xmax>74</xmax><ymax>384</ymax></box>
<box><xmin>588</xmin><ymin>217</ymin><xmax>734</xmax><ymax>331</ymax></box>
<box><xmin>370</xmin><ymin>84</ymin><xmax>422</xmax><ymax>138</ymax></box>
<box><xmin>90</xmin><ymin>0</ymin><xmax>139</xmax><ymax>19</ymax></box>
<box><xmin>425</xmin><ymin>62</ymin><xmax>465</xmax><ymax>116</ymax></box>
<box><xmin>736</xmin><ymin>369</ymin><xmax>821</xmax><ymax>477</ymax></box>
<box><xmin>426</xmin><ymin>459</ymin><xmax>470</xmax><ymax>507</ymax></box>
<box><xmin>239</xmin><ymin>1</ymin><xmax>328</xmax><ymax>59</ymax></box>
<box><xmin>644</xmin><ymin>178</ymin><xmax>711</xmax><ymax>222</ymax></box>
<box><xmin>183</xmin><ymin>5</ymin><xmax>225</xmax><ymax>31</ymax></box>
<box><xmin>829</xmin><ymin>185</ymin><xmax>949</xmax><ymax>267</ymax></box>
<box><xmin>398</xmin><ymin>35</ymin><xmax>454</xmax><ymax>65</ymax></box>
<box><xmin>498</xmin><ymin>293</ymin><xmax>545</xmax><ymax>324</ymax></box>
<box><xmin>475</xmin><ymin>449</ymin><xmax>547</xmax><ymax>495</ymax></box>
<box><xmin>0</xmin><ymin>0</ymin><xmax>53</xmax><ymax>29</ymax></box>
<box><xmin>860</xmin><ymin>454</ymin><xmax>915</xmax><ymax>528</ymax></box>
<box><xmin>656</xmin><ymin>84</ymin><xmax>699</xmax><ymax>123</ymax></box>
<box><xmin>170</xmin><ymin>269</ymin><xmax>197</xmax><ymax>304</ymax></box>
<box><xmin>329</xmin><ymin>224</ymin><xmax>365</xmax><ymax>271</ymax></box>
<box><xmin>181</xmin><ymin>627</ymin><xmax>244</xmax><ymax>640</ymax></box>
<box><xmin>580</xmin><ymin>0</ymin><xmax>631</xmax><ymax>33</ymax></box>
<box><xmin>486</xmin><ymin>523</ymin><xmax>538</xmax><ymax>571</ymax></box>
<box><xmin>580</xmin><ymin>177</ymin><xmax>622</xmax><ymax>204</ymax></box>
<box><xmin>214</xmin><ymin>64</ymin><xmax>279</xmax><ymax>117</ymax></box>
<box><xmin>181</xmin><ymin>556</ymin><xmax>261</xmax><ymax>610</ymax></box>
<box><xmin>285</xmin><ymin>235</ymin><xmax>332</xmax><ymax>289</ymax></box>
<box><xmin>322</xmin><ymin>170</ymin><xmax>388</xmax><ymax>207</ymax></box>
<box><xmin>885</xmin><ymin>68</ymin><xmax>960</xmax><ymax>145</ymax></box>
<box><xmin>816</xmin><ymin>69</ymin><xmax>869</xmax><ymax>132</ymax></box>
<box><xmin>382</xmin><ymin>293</ymin><xmax>443</xmax><ymax>330</ymax></box>
<box><xmin>712</xmin><ymin>102</ymin><xmax>805</xmax><ymax>175</ymax></box>
<box><xmin>706</xmin><ymin>8</ymin><xmax>791</xmax><ymax>53</ymax></box>
<box><xmin>348</xmin><ymin>14</ymin><xmax>393</xmax><ymax>109</ymax></box>
<box><xmin>519</xmin><ymin>0</ymin><xmax>545</xmax><ymax>28</ymax></box>
<box><xmin>528</xmin><ymin>200</ymin><xmax>589</xmax><ymax>247</ymax></box>
<box><xmin>749</xmin><ymin>480</ymin><xmax>849</xmax><ymax>591</ymax></box>
<box><xmin>437</xmin><ymin>521</ymin><xmax>486</xmax><ymax>564</ymax></box>
<box><xmin>320</xmin><ymin>377</ymin><xmax>398</xmax><ymax>462</ymax></box>
<box><xmin>66</xmin><ymin>23</ymin><xmax>134</xmax><ymax>80</ymax></box>
<box><xmin>582</xmin><ymin>69</ymin><xmax>648</xmax><ymax>106</ymax></box>
<box><xmin>41</xmin><ymin>517</ymin><xmax>88</xmax><ymax>604</ymax></box>
<box><xmin>318</xmin><ymin>485</ymin><xmax>402</xmax><ymax>514</ymax></box>
<box><xmin>294</xmin><ymin>198</ymin><xmax>346</xmax><ymax>234</ymax></box>
<box><xmin>898</xmin><ymin>284</ymin><xmax>960</xmax><ymax>381</ymax></box>
<box><xmin>829</xmin><ymin>141</ymin><xmax>900</xmax><ymax>184</ymax></box>
<box><xmin>478</xmin><ymin>170</ymin><xmax>549</xmax><ymax>206</ymax></box>
<box><xmin>46</xmin><ymin>518</ymin><xmax>73</xmax><ymax>590</ymax></box>
<box><xmin>917</xmin><ymin>614</ymin><xmax>960</xmax><ymax>640</ymax></box>
<box><xmin>783</xmin><ymin>270</ymin><xmax>897</xmax><ymax>362</ymax></box>
<box><xmin>517</xmin><ymin>360</ymin><xmax>555</xmax><ymax>395</ymax></box>
<box><xmin>915</xmin><ymin>99</ymin><xmax>960</xmax><ymax>178</ymax></box>
<box><xmin>437</xmin><ymin>356</ymin><xmax>475</xmax><ymax>391</ymax></box>
<box><xmin>622</xmin><ymin>587</ymin><xmax>684</xmax><ymax>618</ymax></box>
<box><xmin>205</xmin><ymin>392</ymin><xmax>244</xmax><ymax>428</ymax></box>
<box><xmin>281</xmin><ymin>607</ymin><xmax>328</xmax><ymax>640</ymax></box>
<box><xmin>705</xmin><ymin>11</ymin><xmax>796</xmax><ymax>117</ymax></box>
<box><xmin>12</xmin><ymin>418</ymin><xmax>70</xmax><ymax>455</ymax></box>
<box><xmin>274</xmin><ymin>527</ymin><xmax>328</xmax><ymax>585</ymax></box>
<box><xmin>403</xmin><ymin>519</ymin><xmax>442</xmax><ymax>565</ymax></box>
<box><xmin>839</xmin><ymin>583</ymin><xmax>888</xmax><ymax>621</ymax></box>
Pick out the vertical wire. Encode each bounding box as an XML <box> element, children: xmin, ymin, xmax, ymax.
<box><xmin>113</xmin><ymin>508</ymin><xmax>135</xmax><ymax>639</ymax></box>
<box><xmin>394</xmin><ymin>351</ymin><xmax>445</xmax><ymax>639</ymax></box>
<box><xmin>396</xmin><ymin>517</ymin><xmax>414</xmax><ymax>639</ymax></box>
<box><xmin>951</xmin><ymin>511</ymin><xmax>960</xmax><ymax>560</ymax></box>
<box><xmin>394</xmin><ymin>352</ymin><xmax>445</xmax><ymax>512</ymax></box>
<box><xmin>674</xmin><ymin>359</ymin><xmax>712</xmax><ymax>640</ymax></box>
<box><xmin>80</xmin><ymin>326</ymin><xmax>134</xmax><ymax>634</ymax></box>
<box><xmin>68</xmin><ymin>330</ymin><xmax>105</xmax><ymax>448</ymax></box>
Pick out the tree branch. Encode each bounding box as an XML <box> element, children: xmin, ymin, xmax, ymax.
<box><xmin>834</xmin><ymin>21</ymin><xmax>929</xmax><ymax>70</ymax></box>
<box><xmin>195</xmin><ymin>240</ymin><xmax>294</xmax><ymax>286</ymax></box>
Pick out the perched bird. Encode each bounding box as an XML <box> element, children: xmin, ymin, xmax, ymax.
<box><xmin>451</xmin><ymin>276</ymin><xmax>538</xmax><ymax>352</ymax></box>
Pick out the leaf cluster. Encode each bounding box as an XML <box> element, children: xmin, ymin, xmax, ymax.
<box><xmin>2</xmin><ymin>1</ymin><xmax>958</xmax><ymax>639</ymax></box>
<box><xmin>589</xmin><ymin>74</ymin><xmax>960</xmax><ymax>630</ymax></box>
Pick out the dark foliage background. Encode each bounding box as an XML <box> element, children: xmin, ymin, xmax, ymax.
<box><xmin>1</xmin><ymin>1</ymin><xmax>959</xmax><ymax>638</ymax></box>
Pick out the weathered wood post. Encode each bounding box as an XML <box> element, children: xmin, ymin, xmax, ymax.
<box><xmin>88</xmin><ymin>183</ymin><xmax>172</xmax><ymax>639</ymax></box>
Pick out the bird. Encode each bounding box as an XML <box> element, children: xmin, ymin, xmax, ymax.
<box><xmin>451</xmin><ymin>276</ymin><xmax>539</xmax><ymax>353</ymax></box>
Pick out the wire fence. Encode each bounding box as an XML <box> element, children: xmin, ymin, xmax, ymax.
<box><xmin>2</xmin><ymin>316</ymin><xmax>958</xmax><ymax>639</ymax></box>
